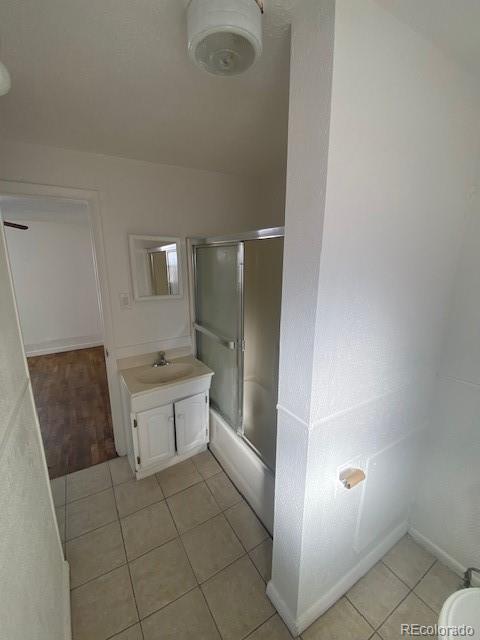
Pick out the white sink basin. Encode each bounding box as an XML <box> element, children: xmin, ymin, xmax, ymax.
<box><xmin>135</xmin><ymin>363</ymin><xmax>195</xmax><ymax>385</ymax></box>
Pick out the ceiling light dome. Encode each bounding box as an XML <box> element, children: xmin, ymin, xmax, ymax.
<box><xmin>187</xmin><ymin>0</ymin><xmax>263</xmax><ymax>76</ymax></box>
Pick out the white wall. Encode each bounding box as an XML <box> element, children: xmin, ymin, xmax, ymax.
<box><xmin>0</xmin><ymin>140</ymin><xmax>283</xmax><ymax>360</ymax></box>
<box><xmin>411</xmin><ymin>197</ymin><xmax>480</xmax><ymax>573</ymax></box>
<box><xmin>268</xmin><ymin>1</ymin><xmax>335</xmax><ymax>629</ymax></box>
<box><xmin>5</xmin><ymin>213</ymin><xmax>102</xmax><ymax>355</ymax></box>
<box><xmin>0</xmin><ymin>140</ymin><xmax>284</xmax><ymax>453</ymax></box>
<box><xmin>0</xmin><ymin>220</ymin><xmax>68</xmax><ymax>639</ymax></box>
<box><xmin>270</xmin><ymin>0</ymin><xmax>480</xmax><ymax>634</ymax></box>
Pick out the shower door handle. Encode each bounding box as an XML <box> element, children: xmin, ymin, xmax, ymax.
<box><xmin>193</xmin><ymin>323</ymin><xmax>237</xmax><ymax>350</ymax></box>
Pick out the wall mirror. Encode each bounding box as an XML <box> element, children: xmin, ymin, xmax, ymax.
<box><xmin>129</xmin><ymin>235</ymin><xmax>183</xmax><ymax>300</ymax></box>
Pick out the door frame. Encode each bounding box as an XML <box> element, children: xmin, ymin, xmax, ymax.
<box><xmin>0</xmin><ymin>179</ymin><xmax>126</xmax><ymax>454</ymax></box>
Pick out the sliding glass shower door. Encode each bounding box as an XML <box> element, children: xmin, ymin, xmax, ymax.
<box><xmin>193</xmin><ymin>229</ymin><xmax>284</xmax><ymax>472</ymax></box>
<box><xmin>242</xmin><ymin>237</ymin><xmax>283</xmax><ymax>470</ymax></box>
<box><xmin>194</xmin><ymin>243</ymin><xmax>244</xmax><ymax>429</ymax></box>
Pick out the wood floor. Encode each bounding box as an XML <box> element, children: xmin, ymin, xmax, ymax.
<box><xmin>28</xmin><ymin>346</ymin><xmax>117</xmax><ymax>479</ymax></box>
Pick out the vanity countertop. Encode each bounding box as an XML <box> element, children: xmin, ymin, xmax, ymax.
<box><xmin>121</xmin><ymin>355</ymin><xmax>214</xmax><ymax>397</ymax></box>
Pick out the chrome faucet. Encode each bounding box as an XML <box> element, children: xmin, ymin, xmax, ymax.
<box><xmin>153</xmin><ymin>351</ymin><xmax>169</xmax><ymax>367</ymax></box>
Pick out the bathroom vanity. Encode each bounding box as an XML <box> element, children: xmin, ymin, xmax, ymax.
<box><xmin>120</xmin><ymin>355</ymin><xmax>214</xmax><ymax>479</ymax></box>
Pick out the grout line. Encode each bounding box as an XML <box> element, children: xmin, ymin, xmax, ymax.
<box><xmin>122</xmin><ymin>523</ymin><xmax>179</xmax><ymax>564</ymax></box>
<box><xmin>66</xmin><ymin>453</ymin><xmax>275</xmax><ymax>638</ymax></box>
<box><xmin>344</xmin><ymin>594</ymin><xmax>377</xmax><ymax>635</ymax></box>
<box><xmin>138</xmin><ymin>584</ymin><xmax>199</xmax><ymax>625</ymax></box>
<box><xmin>374</xmin><ymin>589</ymin><xmax>412</xmax><ymax>633</ymax></box>
<box><xmin>379</xmin><ymin>559</ymin><xmax>413</xmax><ymax>591</ymax></box>
<box><xmin>352</xmin><ymin>555</ymin><xmax>438</xmax><ymax>636</ymax></box>
<box><xmin>65</xmin><ymin>512</ymin><xmax>119</xmax><ymax>543</ymax></box>
<box><xmin>375</xmin><ymin>558</ymin><xmax>440</xmax><ymax>629</ymax></box>
<box><xmin>159</xmin><ymin>471</ymin><xmax>235</xmax><ymax>639</ymax></box>
<box><xmin>67</xmin><ymin>484</ymin><xmax>232</xmax><ymax>565</ymax></box>
<box><xmin>65</xmin><ymin>461</ymin><xmax>445</xmax><ymax>640</ymax></box>
<box><xmin>198</xmin><ymin>584</ymin><xmax>225</xmax><ymax>639</ymax></box>
<box><xmin>122</xmin><ymin>553</ymin><xmax>144</xmax><ymax>639</ymax></box>
<box><xmin>380</xmin><ymin>550</ymin><xmax>437</xmax><ymax>592</ymax></box>
<box><xmin>113</xmin><ymin>474</ymin><xmax>144</xmax><ymax>640</ymax></box>
<box><xmin>367</xmin><ymin>562</ymin><xmax>419</xmax><ymax>631</ymax></box>
<box><xmin>65</xmin><ymin>482</ymin><xmax>114</xmax><ymax>507</ymax></box>
<box><xmin>248</xmin><ymin>539</ymin><xmax>273</xmax><ymax>585</ymax></box>
<box><xmin>104</xmin><ymin>621</ymin><xmax>142</xmax><ymax>640</ymax></box>
<box><xmin>156</xmin><ymin>472</ymin><xmax>204</xmax><ymax>500</ymax></box>
<box><xmin>243</xmin><ymin>612</ymin><xmax>279</xmax><ymax>639</ymax></box>
<box><xmin>222</xmin><ymin>511</ymin><xmax>251</xmax><ymax>556</ymax></box>
<box><xmin>70</xmin><ymin>559</ymin><xmax>129</xmax><ymax>592</ymax></box>
<box><xmin>347</xmin><ymin>562</ymin><xmax>412</xmax><ymax>633</ymax></box>
<box><xmin>410</xmin><ymin>591</ymin><xmax>439</xmax><ymax>617</ymax></box>
<box><xmin>117</xmin><ymin>494</ymin><xmax>166</xmax><ymax>520</ymax></box>
<box><xmin>146</xmin><ymin>487</ymin><xmax>226</xmax><ymax>635</ymax></box>
<box><xmin>411</xmin><ymin>558</ymin><xmax>437</xmax><ymax>590</ymax></box>
<box><xmin>409</xmin><ymin>560</ymin><xmax>443</xmax><ymax>616</ymax></box>
<box><xmin>63</xmin><ymin>459</ymin><xmax>142</xmax><ymax>507</ymax></box>
<box><xmin>122</xmin><ymin>509</ymin><xmax>245</xmax><ymax>586</ymax></box>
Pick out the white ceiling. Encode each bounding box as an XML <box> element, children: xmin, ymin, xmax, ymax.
<box><xmin>377</xmin><ymin>0</ymin><xmax>480</xmax><ymax>81</ymax></box>
<box><xmin>2</xmin><ymin>1</ymin><xmax>477</xmax><ymax>179</ymax></box>
<box><xmin>0</xmin><ymin>0</ymin><xmax>296</xmax><ymax>177</ymax></box>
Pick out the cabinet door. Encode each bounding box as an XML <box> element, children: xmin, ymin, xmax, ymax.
<box><xmin>175</xmin><ymin>393</ymin><xmax>209</xmax><ymax>456</ymax></box>
<box><xmin>136</xmin><ymin>403</ymin><xmax>176</xmax><ymax>468</ymax></box>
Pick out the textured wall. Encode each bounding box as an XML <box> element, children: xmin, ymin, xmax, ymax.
<box><xmin>270</xmin><ymin>0</ymin><xmax>336</xmax><ymax>626</ymax></box>
<box><xmin>270</xmin><ymin>0</ymin><xmax>480</xmax><ymax>633</ymax></box>
<box><xmin>411</xmin><ymin>198</ymin><xmax>480</xmax><ymax>571</ymax></box>
<box><xmin>0</xmin><ymin>220</ymin><xmax>67</xmax><ymax>639</ymax></box>
<box><xmin>299</xmin><ymin>0</ymin><xmax>478</xmax><ymax>613</ymax></box>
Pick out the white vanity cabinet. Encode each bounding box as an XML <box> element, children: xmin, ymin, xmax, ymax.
<box><xmin>135</xmin><ymin>403</ymin><xmax>176</xmax><ymax>468</ymax></box>
<box><xmin>120</xmin><ymin>357</ymin><xmax>213</xmax><ymax>479</ymax></box>
<box><xmin>135</xmin><ymin>392</ymin><xmax>209</xmax><ymax>471</ymax></box>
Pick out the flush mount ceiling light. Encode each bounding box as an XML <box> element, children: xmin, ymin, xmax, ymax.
<box><xmin>187</xmin><ymin>0</ymin><xmax>263</xmax><ymax>76</ymax></box>
<box><xmin>0</xmin><ymin>61</ymin><xmax>10</xmax><ymax>96</ymax></box>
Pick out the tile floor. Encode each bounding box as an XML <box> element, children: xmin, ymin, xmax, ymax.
<box><xmin>302</xmin><ymin>535</ymin><xmax>463</xmax><ymax>640</ymax></box>
<box><xmin>52</xmin><ymin>452</ymin><xmax>463</xmax><ymax>640</ymax></box>
<box><xmin>53</xmin><ymin>451</ymin><xmax>284</xmax><ymax>640</ymax></box>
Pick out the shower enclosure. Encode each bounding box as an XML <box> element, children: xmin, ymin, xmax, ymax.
<box><xmin>192</xmin><ymin>228</ymin><xmax>284</xmax><ymax>472</ymax></box>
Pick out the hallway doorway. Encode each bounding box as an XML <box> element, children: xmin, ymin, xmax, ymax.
<box><xmin>1</xmin><ymin>194</ymin><xmax>117</xmax><ymax>479</ymax></box>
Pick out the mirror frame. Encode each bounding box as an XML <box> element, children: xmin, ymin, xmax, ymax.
<box><xmin>129</xmin><ymin>234</ymin><xmax>184</xmax><ymax>301</ymax></box>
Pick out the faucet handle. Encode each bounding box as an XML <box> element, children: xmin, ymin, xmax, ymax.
<box><xmin>158</xmin><ymin>351</ymin><xmax>169</xmax><ymax>365</ymax></box>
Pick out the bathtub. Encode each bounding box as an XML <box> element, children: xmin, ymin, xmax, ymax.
<box><xmin>209</xmin><ymin>408</ymin><xmax>275</xmax><ymax>534</ymax></box>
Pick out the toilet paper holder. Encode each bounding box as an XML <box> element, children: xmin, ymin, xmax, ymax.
<box><xmin>340</xmin><ymin>468</ymin><xmax>366</xmax><ymax>489</ymax></box>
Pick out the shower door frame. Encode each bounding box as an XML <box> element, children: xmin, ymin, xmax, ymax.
<box><xmin>191</xmin><ymin>226</ymin><xmax>285</xmax><ymax>461</ymax></box>
<box><xmin>192</xmin><ymin>240</ymin><xmax>245</xmax><ymax>430</ymax></box>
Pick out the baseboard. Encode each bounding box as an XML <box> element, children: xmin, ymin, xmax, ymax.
<box><xmin>268</xmin><ymin>521</ymin><xmax>408</xmax><ymax>635</ymax></box>
<box><xmin>266</xmin><ymin>581</ymin><xmax>299</xmax><ymax>636</ymax></box>
<box><xmin>408</xmin><ymin>528</ymin><xmax>479</xmax><ymax>586</ymax></box>
<box><xmin>25</xmin><ymin>336</ymin><xmax>102</xmax><ymax>357</ymax></box>
<box><xmin>63</xmin><ymin>560</ymin><xmax>71</xmax><ymax>640</ymax></box>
